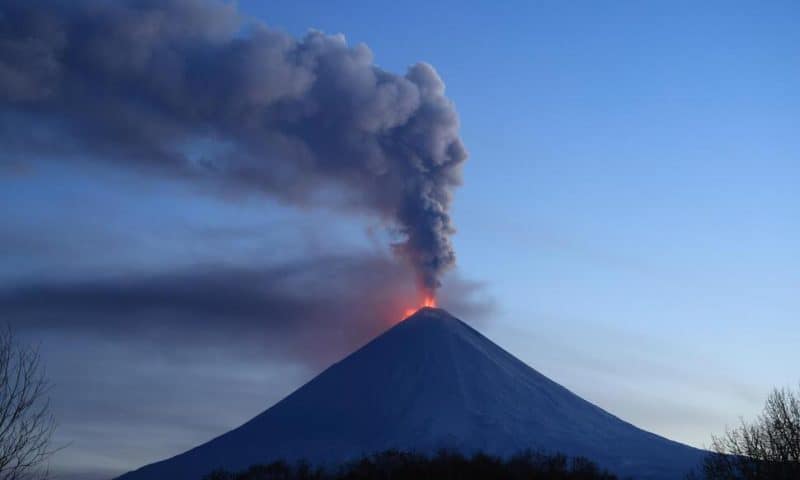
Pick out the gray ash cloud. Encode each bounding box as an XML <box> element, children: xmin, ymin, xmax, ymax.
<box><xmin>0</xmin><ymin>0</ymin><xmax>467</xmax><ymax>292</ymax></box>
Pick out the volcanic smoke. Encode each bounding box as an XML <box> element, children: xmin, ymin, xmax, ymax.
<box><xmin>0</xmin><ymin>0</ymin><xmax>467</xmax><ymax>295</ymax></box>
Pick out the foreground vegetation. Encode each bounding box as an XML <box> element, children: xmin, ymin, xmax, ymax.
<box><xmin>203</xmin><ymin>450</ymin><xmax>618</xmax><ymax>480</ymax></box>
<box><xmin>692</xmin><ymin>385</ymin><xmax>800</xmax><ymax>480</ymax></box>
<box><xmin>0</xmin><ymin>329</ymin><xmax>54</xmax><ymax>480</ymax></box>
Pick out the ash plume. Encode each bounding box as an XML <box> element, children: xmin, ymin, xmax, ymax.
<box><xmin>0</xmin><ymin>0</ymin><xmax>467</xmax><ymax>293</ymax></box>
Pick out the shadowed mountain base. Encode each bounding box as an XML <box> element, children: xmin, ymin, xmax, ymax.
<box><xmin>204</xmin><ymin>449</ymin><xmax>619</xmax><ymax>480</ymax></box>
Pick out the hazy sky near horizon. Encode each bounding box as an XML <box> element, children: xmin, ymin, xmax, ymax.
<box><xmin>1</xmin><ymin>1</ymin><xmax>799</xmax><ymax>478</ymax></box>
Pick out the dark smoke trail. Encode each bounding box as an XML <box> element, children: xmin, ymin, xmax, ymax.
<box><xmin>0</xmin><ymin>0</ymin><xmax>467</xmax><ymax>293</ymax></box>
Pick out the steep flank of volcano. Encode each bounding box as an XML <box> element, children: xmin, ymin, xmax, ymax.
<box><xmin>117</xmin><ymin>308</ymin><xmax>705</xmax><ymax>480</ymax></box>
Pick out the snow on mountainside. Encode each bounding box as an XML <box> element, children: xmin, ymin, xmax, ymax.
<box><xmin>116</xmin><ymin>307</ymin><xmax>705</xmax><ymax>480</ymax></box>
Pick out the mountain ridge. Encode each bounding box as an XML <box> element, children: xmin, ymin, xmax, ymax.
<box><xmin>116</xmin><ymin>307</ymin><xmax>705</xmax><ymax>480</ymax></box>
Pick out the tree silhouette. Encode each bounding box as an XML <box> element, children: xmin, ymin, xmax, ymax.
<box><xmin>202</xmin><ymin>449</ymin><xmax>618</xmax><ymax>480</ymax></box>
<box><xmin>0</xmin><ymin>328</ymin><xmax>56</xmax><ymax>480</ymax></box>
<box><xmin>698</xmin><ymin>385</ymin><xmax>800</xmax><ymax>479</ymax></box>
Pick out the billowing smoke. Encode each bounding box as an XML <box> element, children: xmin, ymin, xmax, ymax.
<box><xmin>0</xmin><ymin>0</ymin><xmax>466</xmax><ymax>294</ymax></box>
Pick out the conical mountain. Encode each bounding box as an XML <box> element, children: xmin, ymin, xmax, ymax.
<box><xmin>116</xmin><ymin>307</ymin><xmax>705</xmax><ymax>480</ymax></box>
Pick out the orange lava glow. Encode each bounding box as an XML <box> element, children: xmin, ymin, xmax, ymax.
<box><xmin>422</xmin><ymin>295</ymin><xmax>436</xmax><ymax>308</ymax></box>
<box><xmin>402</xmin><ymin>295</ymin><xmax>437</xmax><ymax>319</ymax></box>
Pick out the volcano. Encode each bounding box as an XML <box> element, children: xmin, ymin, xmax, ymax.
<box><xmin>116</xmin><ymin>308</ymin><xmax>705</xmax><ymax>480</ymax></box>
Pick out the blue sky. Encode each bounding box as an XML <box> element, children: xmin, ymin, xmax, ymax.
<box><xmin>1</xmin><ymin>1</ymin><xmax>798</xmax><ymax>478</ymax></box>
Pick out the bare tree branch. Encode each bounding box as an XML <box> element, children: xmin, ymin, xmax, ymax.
<box><xmin>0</xmin><ymin>328</ymin><xmax>55</xmax><ymax>480</ymax></box>
<box><xmin>699</xmin><ymin>384</ymin><xmax>800</xmax><ymax>479</ymax></box>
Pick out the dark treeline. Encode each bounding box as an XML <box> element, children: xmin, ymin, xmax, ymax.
<box><xmin>203</xmin><ymin>450</ymin><xmax>619</xmax><ymax>480</ymax></box>
<box><xmin>689</xmin><ymin>386</ymin><xmax>800</xmax><ymax>480</ymax></box>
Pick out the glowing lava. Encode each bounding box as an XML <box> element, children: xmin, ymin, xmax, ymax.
<box><xmin>422</xmin><ymin>296</ymin><xmax>436</xmax><ymax>308</ymax></box>
<box><xmin>403</xmin><ymin>295</ymin><xmax>437</xmax><ymax>319</ymax></box>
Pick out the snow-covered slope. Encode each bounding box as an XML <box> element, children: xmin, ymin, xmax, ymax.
<box><xmin>116</xmin><ymin>307</ymin><xmax>705</xmax><ymax>480</ymax></box>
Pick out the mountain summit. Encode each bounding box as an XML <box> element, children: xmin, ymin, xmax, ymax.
<box><xmin>117</xmin><ymin>307</ymin><xmax>704</xmax><ymax>480</ymax></box>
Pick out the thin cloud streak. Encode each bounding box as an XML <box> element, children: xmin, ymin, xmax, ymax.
<box><xmin>3</xmin><ymin>253</ymin><xmax>493</xmax><ymax>367</ymax></box>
